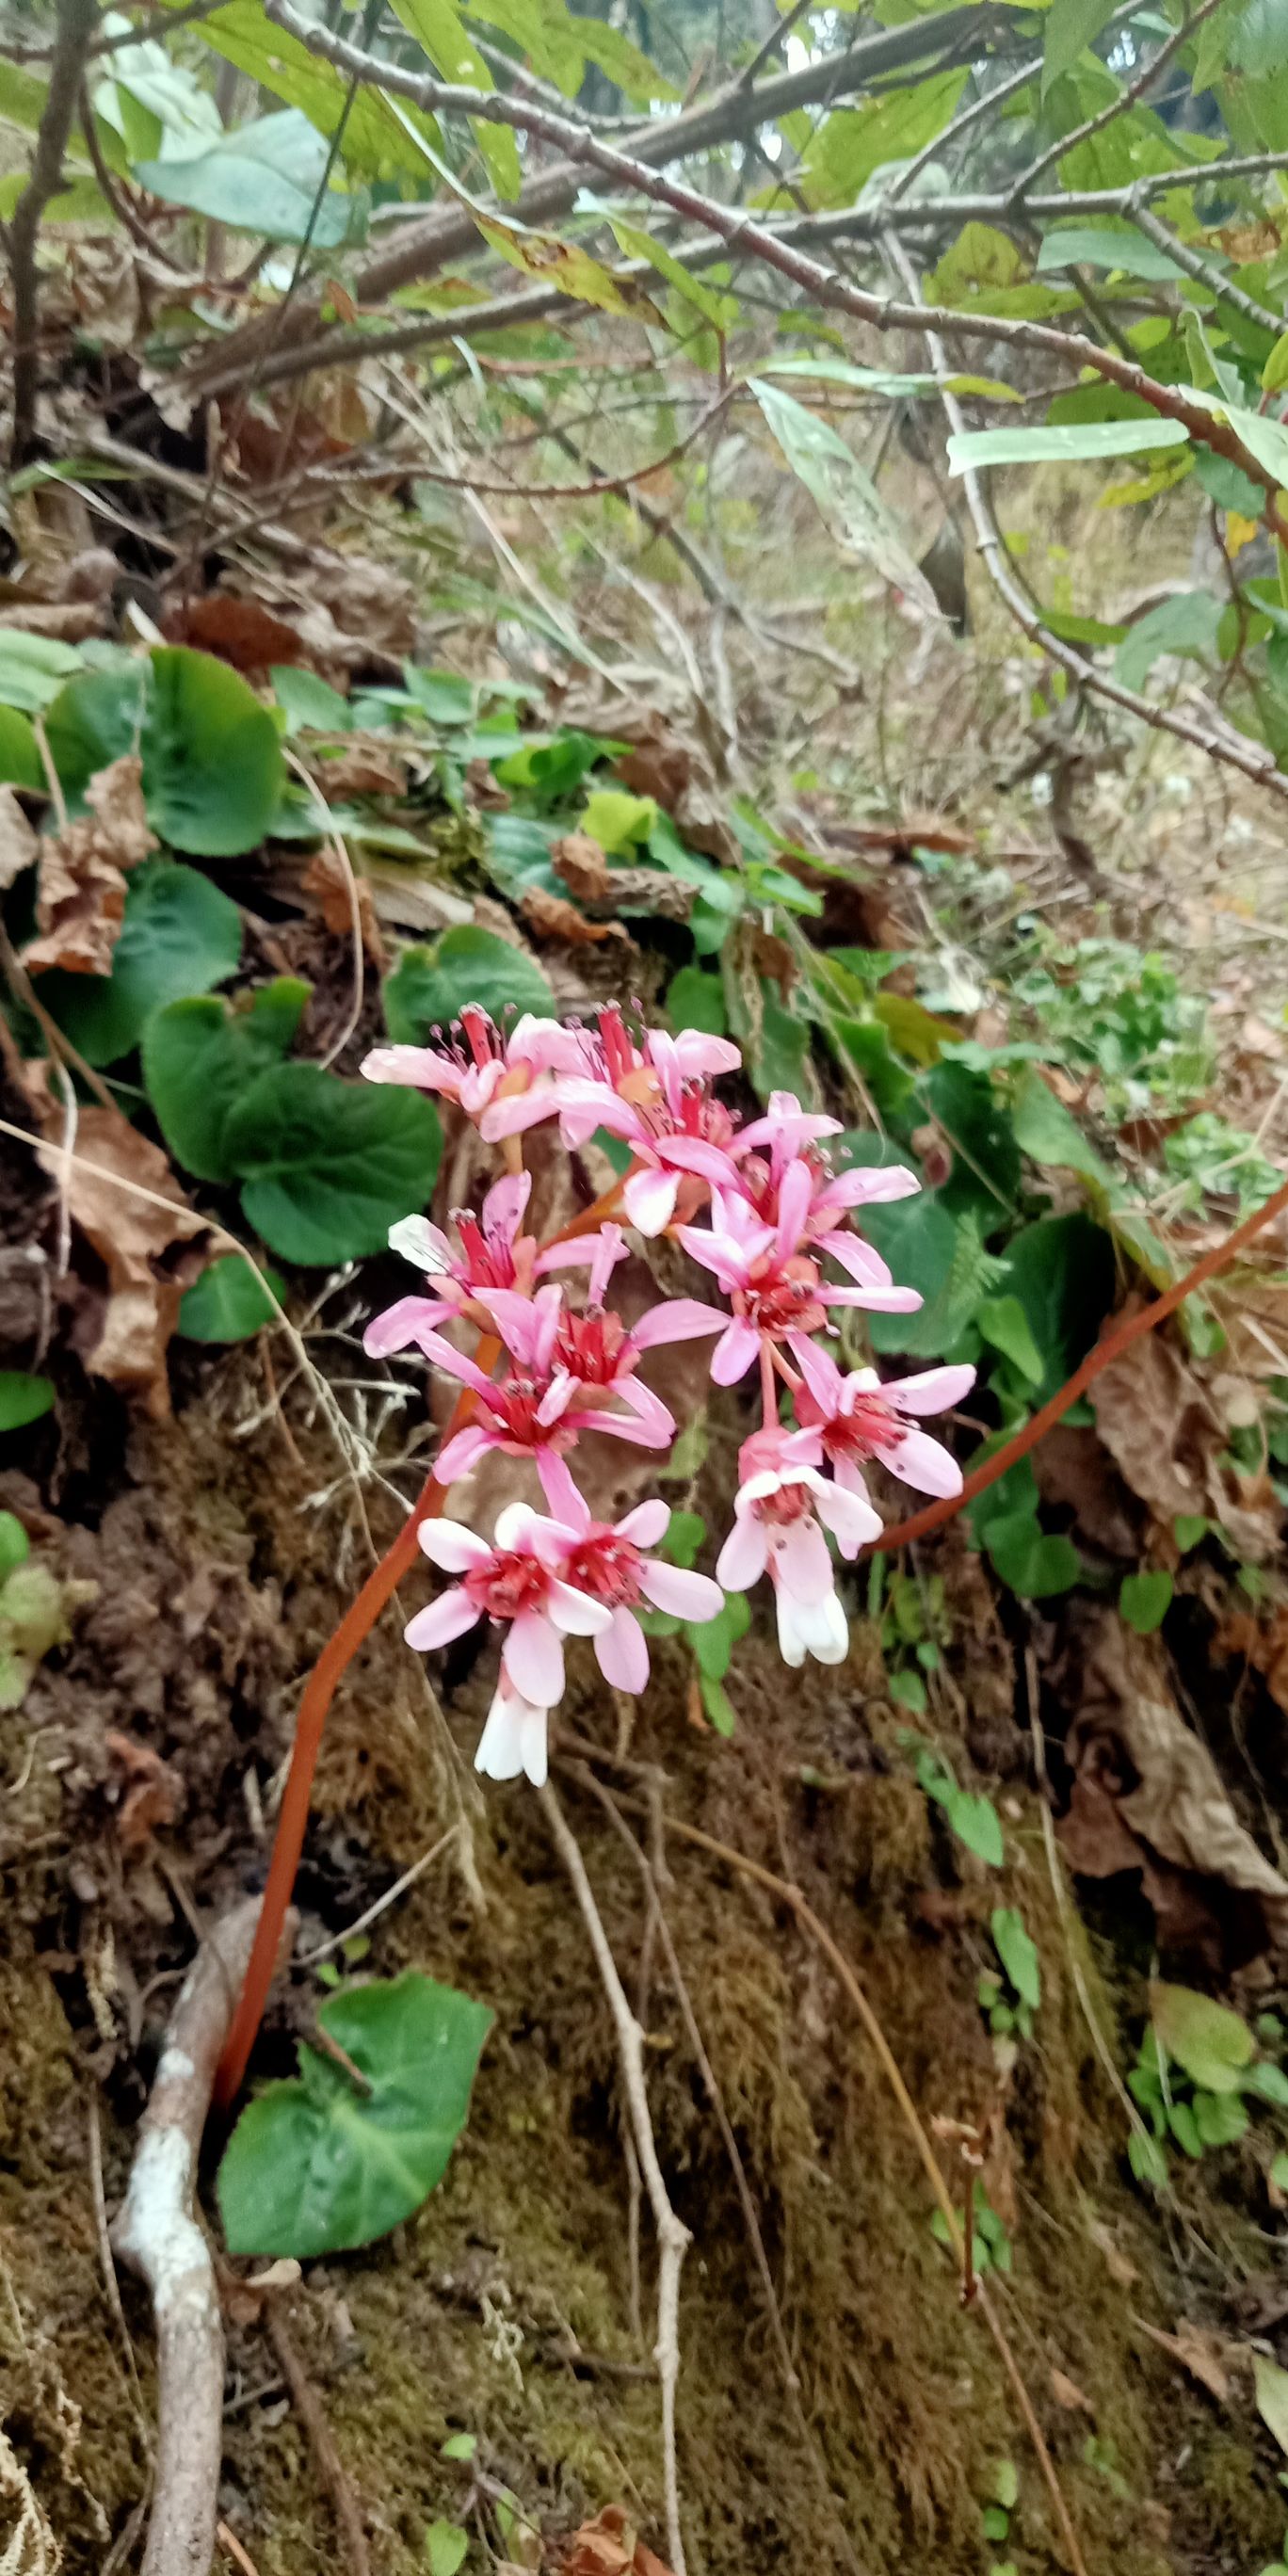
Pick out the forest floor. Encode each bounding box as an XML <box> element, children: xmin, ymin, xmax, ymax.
<box><xmin>4</xmin><ymin>442</ymin><xmax>1288</xmax><ymax>2576</ymax></box>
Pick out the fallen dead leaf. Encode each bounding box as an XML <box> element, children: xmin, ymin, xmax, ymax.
<box><xmin>24</xmin><ymin>757</ymin><xmax>155</xmax><ymax>976</ymax></box>
<box><xmin>0</xmin><ymin>788</ymin><xmax>39</xmax><ymax>893</ymax></box>
<box><xmin>104</xmin><ymin>1727</ymin><xmax>182</xmax><ymax>1853</ymax></box>
<box><xmin>557</xmin><ymin>2505</ymin><xmax>673</xmax><ymax>2576</ymax></box>
<box><xmin>307</xmin><ymin>740</ymin><xmax>407</xmax><ymax>800</ymax></box>
<box><xmin>552</xmin><ymin>830</ymin><xmax>611</xmax><ymax>903</ymax></box>
<box><xmin>34</xmin><ymin>1099</ymin><xmax>205</xmax><ymax>1417</ymax></box>
<box><xmin>0</xmin><ymin>598</ymin><xmax>106</xmax><ymax>641</ymax></box>
<box><xmin>1214</xmin><ymin>1604</ymin><xmax>1288</xmax><ymax>1718</ymax></box>
<box><xmin>520</xmin><ymin>885</ymin><xmax>624</xmax><ymax>946</ymax></box>
<box><xmin>1135</xmin><ymin>2315</ymin><xmax>1232</xmax><ymax>2405</ymax></box>
<box><xmin>1089</xmin><ymin>1306</ymin><xmax>1280</xmax><ymax>1562</ymax></box>
<box><xmin>1054</xmin><ymin>1611</ymin><xmax>1288</xmax><ymax>1970</ymax></box>
<box><xmin>465</xmin><ymin>756</ymin><xmax>510</xmax><ymax>812</ymax></box>
<box><xmin>1239</xmin><ymin>1013</ymin><xmax>1284</xmax><ymax>1060</ymax></box>
<box><xmin>163</xmin><ymin>592</ymin><xmax>308</xmax><ymax>675</ymax></box>
<box><xmin>301</xmin><ymin>842</ymin><xmax>386</xmax><ymax>966</ymax></box>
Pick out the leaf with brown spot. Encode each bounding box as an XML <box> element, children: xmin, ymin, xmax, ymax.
<box><xmin>24</xmin><ymin>757</ymin><xmax>155</xmax><ymax>976</ymax></box>
<box><xmin>552</xmin><ymin>830</ymin><xmax>611</xmax><ymax>903</ymax></box>
<box><xmin>34</xmin><ymin>1101</ymin><xmax>205</xmax><ymax>1417</ymax></box>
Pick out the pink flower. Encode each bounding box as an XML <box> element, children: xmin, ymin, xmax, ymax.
<box><xmin>790</xmin><ymin>1337</ymin><xmax>975</xmax><ymax>1500</ymax></box>
<box><xmin>733</xmin><ymin>1096</ymin><xmax>921</xmax><ymax>1270</ymax></box>
<box><xmin>677</xmin><ymin>1173</ymin><xmax>921</xmax><ymax>1384</ymax></box>
<box><xmin>405</xmin><ymin>1500</ymin><xmax>612</xmax><ymax>1785</ymax></box>
<box><xmin>530</xmin><ymin>1488</ymin><xmax>724</xmax><ymax>1693</ymax></box>
<box><xmin>492</xmin><ymin>1008</ymin><xmax>743</xmax><ymax>1235</ymax></box>
<box><xmin>415</xmin><ymin>1281</ymin><xmax>723</xmax><ymax>1506</ymax></box>
<box><xmin>715</xmin><ymin>1431</ymin><xmax>878</xmax><ymax>1668</ymax></box>
<box><xmin>362</xmin><ymin>1006</ymin><xmax>568</xmax><ymax>1128</ymax></box>
<box><xmin>363</xmin><ymin>1173</ymin><xmax>624</xmax><ymax>1359</ymax></box>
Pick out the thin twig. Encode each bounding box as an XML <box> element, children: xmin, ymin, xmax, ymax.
<box><xmin>264</xmin><ymin>2301</ymin><xmax>372</xmax><ymax>2576</ymax></box>
<box><xmin>8</xmin><ymin>0</ymin><xmax>99</xmax><ymax>467</ymax></box>
<box><xmin>1007</xmin><ymin>0</ymin><xmax>1228</xmax><ymax>203</ymax></box>
<box><xmin>539</xmin><ymin>1780</ymin><xmax>689</xmax><ymax>2576</ymax></box>
<box><xmin>1126</xmin><ymin>190</ymin><xmax>1281</xmax><ymax>335</ymax></box>
<box><xmin>298</xmin><ymin>1827</ymin><xmax>459</xmax><ymax>1965</ymax></box>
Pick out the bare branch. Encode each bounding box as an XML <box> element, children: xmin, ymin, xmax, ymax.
<box><xmin>1127</xmin><ymin>190</ymin><xmax>1281</xmax><ymax>335</ymax></box>
<box><xmin>7</xmin><ymin>0</ymin><xmax>99</xmax><ymax>466</ymax></box>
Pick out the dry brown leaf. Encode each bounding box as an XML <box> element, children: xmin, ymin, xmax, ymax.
<box><xmin>301</xmin><ymin>843</ymin><xmax>386</xmax><ymax>967</ymax></box>
<box><xmin>0</xmin><ymin>787</ymin><xmax>39</xmax><ymax>893</ymax></box>
<box><xmin>327</xmin><ymin>555</ymin><xmax>416</xmax><ymax>657</ymax></box>
<box><xmin>1239</xmin><ymin>1013</ymin><xmax>1284</xmax><ymax>1060</ymax></box>
<box><xmin>164</xmin><ymin>592</ymin><xmax>307</xmax><ymax>675</ymax></box>
<box><xmin>552</xmin><ymin>829</ymin><xmax>611</xmax><ymax>903</ymax></box>
<box><xmin>520</xmin><ymin>885</ymin><xmax>623</xmax><ymax>946</ymax></box>
<box><xmin>104</xmin><ymin>1727</ymin><xmax>181</xmax><ymax>1853</ymax></box>
<box><xmin>0</xmin><ymin>597</ymin><xmax>107</xmax><ymax>641</ymax></box>
<box><xmin>1214</xmin><ymin>1604</ymin><xmax>1288</xmax><ymax>1717</ymax></box>
<box><xmin>308</xmin><ymin>741</ymin><xmax>407</xmax><ymax>800</ymax></box>
<box><xmin>24</xmin><ymin>757</ymin><xmax>155</xmax><ymax>976</ymax></box>
<box><xmin>558</xmin><ymin>2506</ymin><xmax>673</xmax><ymax>2576</ymax></box>
<box><xmin>1087</xmin><ymin>2215</ymin><xmax>1138</xmax><ymax>2287</ymax></box>
<box><xmin>465</xmin><ymin>756</ymin><xmax>510</xmax><ymax>812</ymax></box>
<box><xmin>1050</xmin><ymin>2367</ymin><xmax>1094</xmax><ymax>2413</ymax></box>
<box><xmin>1088</xmin><ymin>1308</ymin><xmax>1280</xmax><ymax>1562</ymax></box>
<box><xmin>1055</xmin><ymin>1612</ymin><xmax>1288</xmax><ymax>1969</ymax></box>
<box><xmin>1135</xmin><ymin>2316</ymin><xmax>1232</xmax><ymax>2405</ymax></box>
<box><xmin>35</xmin><ymin>1102</ymin><xmax>205</xmax><ymax>1417</ymax></box>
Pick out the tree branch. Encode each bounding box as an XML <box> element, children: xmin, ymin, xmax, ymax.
<box><xmin>1127</xmin><ymin>189</ymin><xmax>1281</xmax><ymax>335</ymax></box>
<box><xmin>1006</xmin><ymin>0</ymin><xmax>1227</xmax><ymax>204</ymax></box>
<box><xmin>8</xmin><ymin>0</ymin><xmax>99</xmax><ymax>466</ymax></box>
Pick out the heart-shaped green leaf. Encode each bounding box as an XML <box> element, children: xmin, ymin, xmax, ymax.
<box><xmin>178</xmin><ymin>1256</ymin><xmax>285</xmax><ymax>1342</ymax></box>
<box><xmin>143</xmin><ymin>977</ymin><xmax>311</xmax><ymax>1182</ymax></box>
<box><xmin>44</xmin><ymin>647</ymin><xmax>283</xmax><ymax>856</ymax></box>
<box><xmin>224</xmin><ymin>1061</ymin><xmax>442</xmax><ymax>1263</ymax></box>
<box><xmin>36</xmin><ymin>859</ymin><xmax>243</xmax><ymax>1066</ymax></box>
<box><xmin>0</xmin><ymin>1372</ymin><xmax>55</xmax><ymax>1431</ymax></box>
<box><xmin>217</xmin><ymin>1972</ymin><xmax>492</xmax><ymax>2256</ymax></box>
<box><xmin>1151</xmin><ymin>1983</ymin><xmax>1253</xmax><ymax>2095</ymax></box>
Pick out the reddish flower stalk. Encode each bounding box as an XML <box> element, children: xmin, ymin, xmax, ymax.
<box><xmin>214</xmin><ymin>1183</ymin><xmax>627</xmax><ymax>2108</ymax></box>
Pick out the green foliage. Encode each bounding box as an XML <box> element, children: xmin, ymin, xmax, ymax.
<box><xmin>218</xmin><ymin>1972</ymin><xmax>492</xmax><ymax>2257</ymax></box>
<box><xmin>143</xmin><ymin>979</ymin><xmax>311</xmax><ymax>1182</ymax></box>
<box><xmin>224</xmin><ymin>1065</ymin><xmax>443</xmax><ymax>1264</ymax></box>
<box><xmin>178</xmin><ymin>1256</ymin><xmax>285</xmax><ymax>1342</ymax></box>
<box><xmin>1128</xmin><ymin>1987</ymin><xmax>1288</xmax><ymax>2184</ymax></box>
<box><xmin>44</xmin><ymin>648</ymin><xmax>283</xmax><ymax>856</ymax></box>
<box><xmin>0</xmin><ymin>630</ymin><xmax>85</xmax><ymax>714</ymax></box>
<box><xmin>0</xmin><ymin>1513</ymin><xmax>29</xmax><ymax>1583</ymax></box>
<box><xmin>135</xmin><ymin>107</ymin><xmax>356</xmax><ymax>243</ymax></box>
<box><xmin>990</xmin><ymin>1908</ymin><xmax>1040</xmax><ymax>2015</ymax></box>
<box><xmin>424</xmin><ymin>2523</ymin><xmax>469</xmax><ymax>2576</ymax></box>
<box><xmin>930</xmin><ymin>2182</ymin><xmax>1012</xmax><ymax>2274</ymax></box>
<box><xmin>911</xmin><ymin>1740</ymin><xmax>1005</xmax><ymax>1866</ymax></box>
<box><xmin>36</xmin><ymin>860</ymin><xmax>243</xmax><ymax>1067</ymax></box>
<box><xmin>384</xmin><ymin>926</ymin><xmax>553</xmax><ymax>1041</ymax></box>
<box><xmin>1119</xmin><ymin>1569</ymin><xmax>1173</xmax><ymax>1634</ymax></box>
<box><xmin>0</xmin><ymin>1372</ymin><xmax>55</xmax><ymax>1431</ymax></box>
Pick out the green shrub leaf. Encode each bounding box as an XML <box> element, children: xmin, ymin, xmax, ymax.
<box><xmin>1151</xmin><ymin>1983</ymin><xmax>1253</xmax><ymax>2096</ymax></box>
<box><xmin>0</xmin><ymin>1372</ymin><xmax>55</xmax><ymax>1431</ymax></box>
<box><xmin>217</xmin><ymin>1972</ymin><xmax>492</xmax><ymax>2257</ymax></box>
<box><xmin>990</xmin><ymin>1908</ymin><xmax>1040</xmax><ymax>2011</ymax></box>
<box><xmin>1119</xmin><ymin>1570</ymin><xmax>1173</xmax><ymax>1634</ymax></box>
<box><xmin>45</xmin><ymin>647</ymin><xmax>283</xmax><ymax>855</ymax></box>
<box><xmin>143</xmin><ymin>978</ymin><xmax>310</xmax><ymax>1182</ymax></box>
<box><xmin>224</xmin><ymin>1062</ymin><xmax>442</xmax><ymax>1263</ymax></box>
<box><xmin>178</xmin><ymin>1256</ymin><xmax>285</xmax><ymax>1342</ymax></box>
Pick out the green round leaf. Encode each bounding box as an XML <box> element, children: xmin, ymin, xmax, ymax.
<box><xmin>224</xmin><ymin>1061</ymin><xmax>442</xmax><ymax>1264</ymax></box>
<box><xmin>44</xmin><ymin>649</ymin><xmax>283</xmax><ymax>856</ymax></box>
<box><xmin>0</xmin><ymin>704</ymin><xmax>43</xmax><ymax>789</ymax></box>
<box><xmin>667</xmin><ymin>964</ymin><xmax>727</xmax><ymax>1039</ymax></box>
<box><xmin>0</xmin><ymin>1371</ymin><xmax>56</xmax><ymax>1431</ymax></box>
<box><xmin>178</xmin><ymin>1256</ymin><xmax>285</xmax><ymax>1343</ymax></box>
<box><xmin>984</xmin><ymin>1509</ymin><xmax>1082</xmax><ymax>1601</ymax></box>
<box><xmin>0</xmin><ymin>630</ymin><xmax>85</xmax><ymax>714</ymax></box>
<box><xmin>0</xmin><ymin>1511</ymin><xmax>30</xmax><ymax>1580</ymax></box>
<box><xmin>142</xmin><ymin>978</ymin><xmax>310</xmax><ymax>1182</ymax></box>
<box><xmin>1119</xmin><ymin>1569</ymin><xmax>1173</xmax><ymax>1634</ymax></box>
<box><xmin>383</xmin><ymin>926</ymin><xmax>553</xmax><ymax>1044</ymax></box>
<box><xmin>36</xmin><ymin>859</ymin><xmax>243</xmax><ymax>1065</ymax></box>
<box><xmin>217</xmin><ymin>1972</ymin><xmax>493</xmax><ymax>2257</ymax></box>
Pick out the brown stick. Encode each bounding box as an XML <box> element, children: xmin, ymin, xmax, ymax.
<box><xmin>7</xmin><ymin>0</ymin><xmax>99</xmax><ymax>467</ymax></box>
<box><xmin>264</xmin><ymin>2303</ymin><xmax>372</xmax><ymax>2576</ymax></box>
<box><xmin>111</xmin><ymin>1900</ymin><xmax>270</xmax><ymax>2576</ymax></box>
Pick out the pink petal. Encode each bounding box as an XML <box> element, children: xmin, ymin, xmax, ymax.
<box><xmin>710</xmin><ymin>1318</ymin><xmax>760</xmax><ymax>1386</ymax></box>
<box><xmin>673</xmin><ymin>1226</ymin><xmax>743</xmax><ymax>1289</ymax></box>
<box><xmin>825</xmin><ymin>1232</ymin><xmax>894</xmax><ymax>1288</ymax></box>
<box><xmin>819</xmin><ymin>1164</ymin><xmax>920</xmax><ymax>1208</ymax></box>
<box><xmin>618</xmin><ymin>1499</ymin><xmax>669</xmax><ymax>1548</ymax></box>
<box><xmin>362</xmin><ymin>1044</ymin><xmax>459</xmax><ymax>1093</ymax></box>
<box><xmin>575</xmin><ymin>1405</ymin><xmax>670</xmax><ymax>1448</ymax></box>
<box><xmin>624</xmin><ymin>1164</ymin><xmax>681</xmax><ymax>1235</ymax></box>
<box><xmin>388</xmin><ymin>1215</ymin><xmax>453</xmax><ymax>1273</ymax></box>
<box><xmin>417</xmin><ymin>1520</ymin><xmax>491</xmax><ymax>1572</ymax></box>
<box><xmin>474</xmin><ymin>1682</ymin><xmax>527</xmax><ymax>1781</ymax></box>
<box><xmin>548</xmin><ymin>1579</ymin><xmax>613</xmax><ymax>1637</ymax></box>
<box><xmin>775</xmin><ymin>1157</ymin><xmax>813</xmax><ymax>1260</ymax></box>
<box><xmin>363</xmin><ymin>1296</ymin><xmax>451</xmax><ymax>1358</ymax></box>
<box><xmin>503</xmin><ymin>1608</ymin><xmax>565</xmax><ymax>1704</ymax></box>
<box><xmin>481</xmin><ymin>1169</ymin><xmax>532</xmax><ymax>1243</ymax></box>
<box><xmin>537</xmin><ymin>1372</ymin><xmax>576</xmax><ymax>1427</ymax></box>
<box><xmin>415</xmin><ymin>1330</ymin><xmax>492</xmax><ymax>1393</ymax></box>
<box><xmin>787</xmin><ymin>1331</ymin><xmax>844</xmax><ymax>1410</ymax></box>
<box><xmin>478</xmin><ymin>1087</ymin><xmax>558</xmax><ymax>1142</ymax></box>
<box><xmin>595</xmin><ymin>1605</ymin><xmax>650</xmax><ymax>1692</ymax></box>
<box><xmin>616</xmin><ymin>1378</ymin><xmax>676</xmax><ymax>1441</ymax></box>
<box><xmin>535</xmin><ymin>1236</ymin><xmax>604</xmax><ymax>1275</ymax></box>
<box><xmin>670</xmin><ymin>1033</ymin><xmax>742</xmax><ymax>1079</ymax></box>
<box><xmin>655</xmin><ymin>1135</ymin><xmax>738</xmax><ymax>1185</ymax></box>
<box><xmin>889</xmin><ymin>1362</ymin><xmax>976</xmax><ymax>1417</ymax></box>
<box><xmin>434</xmin><ymin>1424</ymin><xmax>492</xmax><ymax>1485</ymax></box>
<box><xmin>537</xmin><ymin>1451</ymin><xmax>585</xmax><ymax>1520</ymax></box>
<box><xmin>813</xmin><ymin>1480</ymin><xmax>882</xmax><ymax>1556</ymax></box>
<box><xmin>404</xmin><ymin>1587</ymin><xmax>479</xmax><ymax>1651</ymax></box>
<box><xmin>493</xmin><ymin>1502</ymin><xmax>539</xmax><ymax>1551</ymax></box>
<box><xmin>769</xmin><ymin>1514</ymin><xmax>832</xmax><ymax>1604</ymax></box>
<box><xmin>716</xmin><ymin>1512</ymin><xmax>768</xmax><ymax>1590</ymax></box>
<box><xmin>827</xmin><ymin>1283</ymin><xmax>924</xmax><ymax>1313</ymax></box>
<box><xmin>632</xmin><ymin>1297</ymin><xmax>729</xmax><ymax>1349</ymax></box>
<box><xmin>640</xmin><ymin>1563</ymin><xmax>724</xmax><ymax>1621</ymax></box>
<box><xmin>519</xmin><ymin>1701</ymin><xmax>551</xmax><ymax>1786</ymax></box>
<box><xmin>875</xmin><ymin>1426</ymin><xmax>963</xmax><ymax>1498</ymax></box>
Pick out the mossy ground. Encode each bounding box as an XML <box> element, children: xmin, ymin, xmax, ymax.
<box><xmin>2</xmin><ymin>1383</ymin><xmax>1286</xmax><ymax>2576</ymax></box>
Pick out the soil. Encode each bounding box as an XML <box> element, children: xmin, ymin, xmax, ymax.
<box><xmin>3</xmin><ymin>1347</ymin><xmax>1288</xmax><ymax>2576</ymax></box>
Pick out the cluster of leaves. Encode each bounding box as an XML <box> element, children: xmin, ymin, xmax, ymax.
<box><xmin>929</xmin><ymin>2180</ymin><xmax>1013</xmax><ymax>2277</ymax></box>
<box><xmin>977</xmin><ymin>2456</ymin><xmax>1021</xmax><ymax>2576</ymax></box>
<box><xmin>979</xmin><ymin>1907</ymin><xmax>1041</xmax><ymax>2044</ymax></box>
<box><xmin>1127</xmin><ymin>1982</ymin><xmax>1288</xmax><ymax>2190</ymax></box>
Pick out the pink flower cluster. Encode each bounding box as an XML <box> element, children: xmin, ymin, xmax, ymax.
<box><xmin>363</xmin><ymin>1005</ymin><xmax>974</xmax><ymax>1783</ymax></box>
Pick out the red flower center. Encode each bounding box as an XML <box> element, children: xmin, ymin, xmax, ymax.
<box><xmin>563</xmin><ymin>1531</ymin><xmax>642</xmax><ymax>1606</ymax></box>
<box><xmin>555</xmin><ymin>1310</ymin><xmax>631</xmax><ymax>1386</ymax></box>
<box><xmin>744</xmin><ymin>1255</ymin><xmax>826</xmax><ymax>1338</ymax></box>
<box><xmin>818</xmin><ymin>1392</ymin><xmax>898</xmax><ymax>1465</ymax></box>
<box><xmin>486</xmin><ymin>1377</ymin><xmax>554</xmax><ymax>1448</ymax></box>
<box><xmin>455</xmin><ymin>1211</ymin><xmax>516</xmax><ymax>1290</ymax></box>
<box><xmin>757</xmin><ymin>1479</ymin><xmax>815</xmax><ymax>1527</ymax></box>
<box><xmin>463</xmin><ymin>1549</ymin><xmax>550</xmax><ymax>1619</ymax></box>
